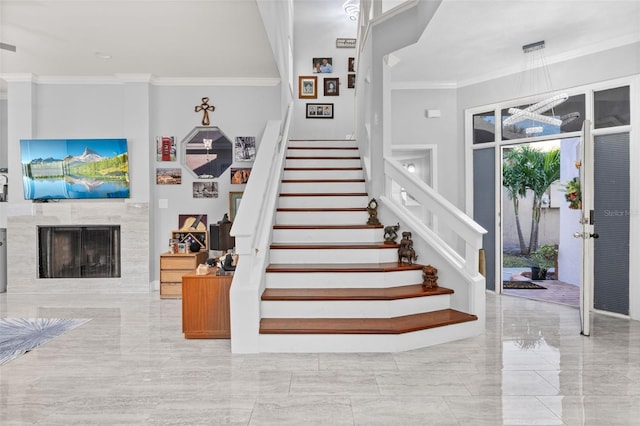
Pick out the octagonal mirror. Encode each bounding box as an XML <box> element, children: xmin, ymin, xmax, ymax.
<box><xmin>180</xmin><ymin>126</ymin><xmax>233</xmax><ymax>178</ymax></box>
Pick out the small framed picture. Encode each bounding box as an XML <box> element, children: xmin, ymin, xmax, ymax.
<box><xmin>156</xmin><ymin>167</ymin><xmax>182</xmax><ymax>185</ymax></box>
<box><xmin>230</xmin><ymin>167</ymin><xmax>252</xmax><ymax>184</ymax></box>
<box><xmin>177</xmin><ymin>243</ymin><xmax>187</xmax><ymax>254</ymax></box>
<box><xmin>156</xmin><ymin>136</ymin><xmax>176</xmax><ymax>161</ymax></box>
<box><xmin>230</xmin><ymin>191</ymin><xmax>244</xmax><ymax>221</ymax></box>
<box><xmin>348</xmin><ymin>74</ymin><xmax>356</xmax><ymax>89</ymax></box>
<box><xmin>312</xmin><ymin>57</ymin><xmax>333</xmax><ymax>74</ymax></box>
<box><xmin>306</xmin><ymin>103</ymin><xmax>334</xmax><ymax>119</ymax></box>
<box><xmin>298</xmin><ymin>75</ymin><xmax>318</xmax><ymax>99</ymax></box>
<box><xmin>235</xmin><ymin>136</ymin><xmax>256</xmax><ymax>162</ymax></box>
<box><xmin>324</xmin><ymin>77</ymin><xmax>339</xmax><ymax>96</ymax></box>
<box><xmin>348</xmin><ymin>57</ymin><xmax>355</xmax><ymax>72</ymax></box>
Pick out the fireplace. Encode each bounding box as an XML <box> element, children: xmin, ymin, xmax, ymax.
<box><xmin>38</xmin><ymin>225</ymin><xmax>121</xmax><ymax>278</ymax></box>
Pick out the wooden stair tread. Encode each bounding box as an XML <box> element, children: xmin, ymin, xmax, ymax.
<box><xmin>278</xmin><ymin>192</ymin><xmax>368</xmax><ymax>197</ymax></box>
<box><xmin>266</xmin><ymin>262</ymin><xmax>424</xmax><ymax>273</ymax></box>
<box><xmin>289</xmin><ymin>139</ymin><xmax>354</xmax><ymax>141</ymax></box>
<box><xmin>281</xmin><ymin>179</ymin><xmax>365</xmax><ymax>183</ymax></box>
<box><xmin>262</xmin><ymin>285</ymin><xmax>453</xmax><ymax>301</ymax></box>
<box><xmin>270</xmin><ymin>242</ymin><xmax>399</xmax><ymax>249</ymax></box>
<box><xmin>288</xmin><ymin>146</ymin><xmax>358</xmax><ymax>150</ymax></box>
<box><xmin>260</xmin><ymin>309</ymin><xmax>477</xmax><ymax>334</ymax></box>
<box><xmin>286</xmin><ymin>156</ymin><xmax>361</xmax><ymax>160</ymax></box>
<box><xmin>273</xmin><ymin>224</ymin><xmax>383</xmax><ymax>229</ymax></box>
<box><xmin>277</xmin><ymin>207</ymin><xmax>367</xmax><ymax>212</ymax></box>
<box><xmin>284</xmin><ymin>167</ymin><xmax>363</xmax><ymax>171</ymax></box>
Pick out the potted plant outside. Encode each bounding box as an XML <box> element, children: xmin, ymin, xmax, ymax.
<box><xmin>563</xmin><ymin>177</ymin><xmax>582</xmax><ymax>210</ymax></box>
<box><xmin>530</xmin><ymin>244</ymin><xmax>558</xmax><ymax>280</ymax></box>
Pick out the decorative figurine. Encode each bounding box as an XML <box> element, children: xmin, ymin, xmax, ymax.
<box><xmin>366</xmin><ymin>198</ymin><xmax>381</xmax><ymax>226</ymax></box>
<box><xmin>422</xmin><ymin>264</ymin><xmax>439</xmax><ymax>289</ymax></box>
<box><xmin>384</xmin><ymin>223</ymin><xmax>400</xmax><ymax>244</ymax></box>
<box><xmin>398</xmin><ymin>231</ymin><xmax>418</xmax><ymax>265</ymax></box>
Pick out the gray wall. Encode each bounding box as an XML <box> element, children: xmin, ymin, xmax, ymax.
<box><xmin>0</xmin><ymin>98</ymin><xmax>7</xmax><ymax>170</ymax></box>
<box><xmin>390</xmin><ymin>88</ymin><xmax>458</xmax><ymax>205</ymax></box>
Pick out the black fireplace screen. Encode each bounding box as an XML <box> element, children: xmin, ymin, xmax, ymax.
<box><xmin>38</xmin><ymin>225</ymin><xmax>121</xmax><ymax>278</ymax></box>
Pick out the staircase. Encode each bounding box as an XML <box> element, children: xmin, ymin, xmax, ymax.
<box><xmin>258</xmin><ymin>139</ymin><xmax>478</xmax><ymax>352</ymax></box>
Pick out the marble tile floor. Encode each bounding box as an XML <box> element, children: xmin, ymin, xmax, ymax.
<box><xmin>1</xmin><ymin>292</ymin><xmax>639</xmax><ymax>425</ymax></box>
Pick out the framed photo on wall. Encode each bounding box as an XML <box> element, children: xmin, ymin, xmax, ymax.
<box><xmin>348</xmin><ymin>74</ymin><xmax>356</xmax><ymax>89</ymax></box>
<box><xmin>230</xmin><ymin>167</ymin><xmax>252</xmax><ymax>184</ymax></box>
<box><xmin>312</xmin><ymin>57</ymin><xmax>333</xmax><ymax>73</ymax></box>
<box><xmin>348</xmin><ymin>57</ymin><xmax>355</xmax><ymax>72</ymax></box>
<box><xmin>306</xmin><ymin>103</ymin><xmax>334</xmax><ymax>119</ymax></box>
<box><xmin>156</xmin><ymin>168</ymin><xmax>181</xmax><ymax>184</ymax></box>
<box><xmin>229</xmin><ymin>191</ymin><xmax>243</xmax><ymax>221</ymax></box>
<box><xmin>156</xmin><ymin>136</ymin><xmax>176</xmax><ymax>161</ymax></box>
<box><xmin>298</xmin><ymin>75</ymin><xmax>318</xmax><ymax>99</ymax></box>
<box><xmin>324</xmin><ymin>77</ymin><xmax>339</xmax><ymax>96</ymax></box>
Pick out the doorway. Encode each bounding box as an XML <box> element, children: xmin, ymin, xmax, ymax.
<box><xmin>500</xmin><ymin>138</ymin><xmax>580</xmax><ymax>307</ymax></box>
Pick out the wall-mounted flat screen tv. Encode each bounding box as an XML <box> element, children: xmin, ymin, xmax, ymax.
<box><xmin>20</xmin><ymin>138</ymin><xmax>130</xmax><ymax>200</ymax></box>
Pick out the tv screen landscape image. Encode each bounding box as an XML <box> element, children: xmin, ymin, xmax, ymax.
<box><xmin>20</xmin><ymin>138</ymin><xmax>130</xmax><ymax>200</ymax></box>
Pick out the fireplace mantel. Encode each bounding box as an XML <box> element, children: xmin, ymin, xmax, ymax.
<box><xmin>6</xmin><ymin>201</ymin><xmax>149</xmax><ymax>293</ymax></box>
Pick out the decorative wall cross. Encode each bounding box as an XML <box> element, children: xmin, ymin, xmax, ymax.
<box><xmin>195</xmin><ymin>97</ymin><xmax>215</xmax><ymax>126</ymax></box>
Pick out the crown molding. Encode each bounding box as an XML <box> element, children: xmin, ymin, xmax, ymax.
<box><xmin>390</xmin><ymin>81</ymin><xmax>457</xmax><ymax>90</ymax></box>
<box><xmin>153</xmin><ymin>77</ymin><xmax>280</xmax><ymax>87</ymax></box>
<box><xmin>0</xmin><ymin>74</ymin><xmax>280</xmax><ymax>88</ymax></box>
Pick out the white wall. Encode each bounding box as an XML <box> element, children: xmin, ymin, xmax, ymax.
<box><xmin>290</xmin><ymin>0</ymin><xmax>357</xmax><ymax>139</ymax></box>
<box><xmin>151</xmin><ymin>84</ymin><xmax>280</xmax><ymax>284</ymax></box>
<box><xmin>2</xmin><ymin>78</ymin><xmax>281</xmax><ymax>291</ymax></box>
<box><xmin>390</xmin><ymin>88</ymin><xmax>458</xmax><ymax>205</ymax></box>
<box><xmin>0</xmin><ymin>97</ymin><xmax>7</xmax><ymax>170</ymax></box>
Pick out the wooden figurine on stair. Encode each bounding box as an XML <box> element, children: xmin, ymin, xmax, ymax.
<box><xmin>366</xmin><ymin>198</ymin><xmax>381</xmax><ymax>226</ymax></box>
<box><xmin>398</xmin><ymin>231</ymin><xmax>418</xmax><ymax>265</ymax></box>
<box><xmin>422</xmin><ymin>264</ymin><xmax>439</xmax><ymax>289</ymax></box>
<box><xmin>384</xmin><ymin>223</ymin><xmax>400</xmax><ymax>244</ymax></box>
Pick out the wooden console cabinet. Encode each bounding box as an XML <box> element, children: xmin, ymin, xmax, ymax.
<box><xmin>181</xmin><ymin>270</ymin><xmax>233</xmax><ymax>338</ymax></box>
<box><xmin>159</xmin><ymin>251</ymin><xmax>208</xmax><ymax>299</ymax></box>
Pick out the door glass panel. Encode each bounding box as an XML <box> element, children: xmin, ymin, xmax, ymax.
<box><xmin>594</xmin><ymin>86</ymin><xmax>630</xmax><ymax>129</ymax></box>
<box><xmin>473</xmin><ymin>111</ymin><xmax>495</xmax><ymax>144</ymax></box>
<box><xmin>501</xmin><ymin>94</ymin><xmax>585</xmax><ymax>140</ymax></box>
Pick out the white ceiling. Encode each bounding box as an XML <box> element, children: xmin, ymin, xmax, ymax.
<box><xmin>1</xmin><ymin>0</ymin><xmax>639</xmax><ymax>90</ymax></box>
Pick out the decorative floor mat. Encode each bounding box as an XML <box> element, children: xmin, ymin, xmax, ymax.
<box><xmin>503</xmin><ymin>281</ymin><xmax>547</xmax><ymax>290</ymax></box>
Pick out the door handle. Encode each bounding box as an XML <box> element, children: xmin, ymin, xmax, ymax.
<box><xmin>573</xmin><ymin>232</ymin><xmax>599</xmax><ymax>239</ymax></box>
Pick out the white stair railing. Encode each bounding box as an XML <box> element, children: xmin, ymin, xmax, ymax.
<box><xmin>229</xmin><ymin>103</ymin><xmax>292</xmax><ymax>353</ymax></box>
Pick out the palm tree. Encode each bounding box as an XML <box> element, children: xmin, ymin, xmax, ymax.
<box><xmin>526</xmin><ymin>148</ymin><xmax>560</xmax><ymax>252</ymax></box>
<box><xmin>502</xmin><ymin>145</ymin><xmax>560</xmax><ymax>254</ymax></box>
<box><xmin>503</xmin><ymin>149</ymin><xmax>528</xmax><ymax>254</ymax></box>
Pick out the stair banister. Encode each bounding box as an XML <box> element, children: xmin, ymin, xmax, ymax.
<box><xmin>383</xmin><ymin>157</ymin><xmax>486</xmax><ymax>276</ymax></box>
<box><xmin>229</xmin><ymin>103</ymin><xmax>292</xmax><ymax>353</ymax></box>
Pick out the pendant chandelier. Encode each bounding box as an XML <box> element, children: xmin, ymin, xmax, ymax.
<box><xmin>505</xmin><ymin>40</ymin><xmax>578</xmax><ymax>135</ymax></box>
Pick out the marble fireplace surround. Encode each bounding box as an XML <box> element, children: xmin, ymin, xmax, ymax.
<box><xmin>7</xmin><ymin>202</ymin><xmax>149</xmax><ymax>293</ymax></box>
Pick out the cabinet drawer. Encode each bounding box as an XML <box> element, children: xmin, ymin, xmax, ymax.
<box><xmin>160</xmin><ymin>282</ymin><xmax>182</xmax><ymax>298</ymax></box>
<box><xmin>161</xmin><ymin>257</ymin><xmax>197</xmax><ymax>269</ymax></box>
<box><xmin>161</xmin><ymin>270</ymin><xmax>191</xmax><ymax>282</ymax></box>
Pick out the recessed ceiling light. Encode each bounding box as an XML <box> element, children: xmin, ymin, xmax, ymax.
<box><xmin>95</xmin><ymin>51</ymin><xmax>112</xmax><ymax>60</ymax></box>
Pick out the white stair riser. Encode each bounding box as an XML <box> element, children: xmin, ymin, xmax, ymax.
<box><xmin>265</xmin><ymin>270</ymin><xmax>423</xmax><ymax>288</ymax></box>
<box><xmin>277</xmin><ymin>195</ymin><xmax>369</xmax><ymax>209</ymax></box>
<box><xmin>287</xmin><ymin>149</ymin><xmax>359</xmax><ymax>158</ymax></box>
<box><xmin>258</xmin><ymin>321</ymin><xmax>481</xmax><ymax>353</ymax></box>
<box><xmin>288</xmin><ymin>140</ymin><xmax>357</xmax><ymax>149</ymax></box>
<box><xmin>280</xmin><ymin>181</ymin><xmax>365</xmax><ymax>193</ymax></box>
<box><xmin>285</xmin><ymin>158</ymin><xmax>362</xmax><ymax>168</ymax></box>
<box><xmin>269</xmin><ymin>247</ymin><xmax>398</xmax><ymax>264</ymax></box>
<box><xmin>276</xmin><ymin>210</ymin><xmax>368</xmax><ymax>225</ymax></box>
<box><xmin>261</xmin><ymin>295</ymin><xmax>451</xmax><ymax>318</ymax></box>
<box><xmin>271</xmin><ymin>227</ymin><xmax>382</xmax><ymax>243</ymax></box>
<box><xmin>283</xmin><ymin>169</ymin><xmax>364</xmax><ymax>180</ymax></box>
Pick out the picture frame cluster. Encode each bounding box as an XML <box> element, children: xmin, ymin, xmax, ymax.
<box><xmin>299</xmin><ymin>56</ymin><xmax>356</xmax><ymax>119</ymax></box>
